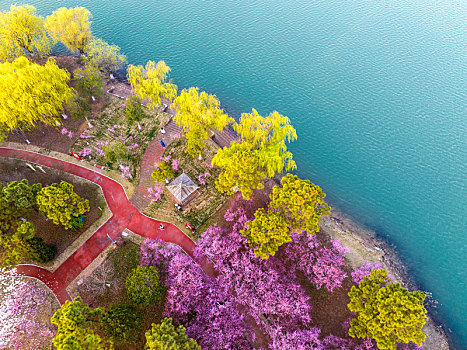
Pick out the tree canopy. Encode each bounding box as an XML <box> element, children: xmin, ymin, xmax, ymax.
<box><xmin>45</xmin><ymin>7</ymin><xmax>92</xmax><ymax>55</ymax></box>
<box><xmin>126</xmin><ymin>266</ymin><xmax>165</xmax><ymax>306</ymax></box>
<box><xmin>1</xmin><ymin>179</ymin><xmax>41</xmax><ymax>212</ymax></box>
<box><xmin>145</xmin><ymin>317</ymin><xmax>200</xmax><ymax>350</ymax></box>
<box><xmin>51</xmin><ymin>297</ymin><xmax>110</xmax><ymax>350</ymax></box>
<box><xmin>74</xmin><ymin>59</ymin><xmax>103</xmax><ymax>97</ymax></box>
<box><xmin>0</xmin><ymin>5</ymin><xmax>51</xmax><ymax>61</ymax></box>
<box><xmin>173</xmin><ymin>87</ymin><xmax>233</xmax><ymax>157</ymax></box>
<box><xmin>269</xmin><ymin>173</ymin><xmax>330</xmax><ymax>234</ymax></box>
<box><xmin>241</xmin><ymin>208</ymin><xmax>290</xmax><ymax>259</ymax></box>
<box><xmin>36</xmin><ymin>181</ymin><xmax>90</xmax><ymax>230</ymax></box>
<box><xmin>100</xmin><ymin>302</ymin><xmax>142</xmax><ymax>342</ymax></box>
<box><xmin>0</xmin><ymin>56</ymin><xmax>73</xmax><ymax>139</ymax></box>
<box><xmin>85</xmin><ymin>37</ymin><xmax>127</xmax><ymax>73</ymax></box>
<box><xmin>347</xmin><ymin>269</ymin><xmax>427</xmax><ymax>350</ymax></box>
<box><xmin>151</xmin><ymin>161</ymin><xmax>175</xmax><ymax>182</ymax></box>
<box><xmin>212</xmin><ymin>109</ymin><xmax>297</xmax><ymax>199</ymax></box>
<box><xmin>127</xmin><ymin>60</ymin><xmax>177</xmax><ymax>108</ymax></box>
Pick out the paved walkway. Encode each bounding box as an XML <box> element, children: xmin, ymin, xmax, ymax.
<box><xmin>0</xmin><ymin>147</ymin><xmax>216</xmax><ymax>305</ymax></box>
<box><xmin>130</xmin><ymin>119</ymin><xmax>181</xmax><ymax>212</ymax></box>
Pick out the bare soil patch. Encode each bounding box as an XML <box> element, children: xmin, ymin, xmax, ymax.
<box><xmin>0</xmin><ymin>158</ymin><xmax>104</xmax><ymax>257</ymax></box>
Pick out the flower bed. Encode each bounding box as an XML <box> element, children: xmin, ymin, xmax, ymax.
<box><xmin>71</xmin><ymin>97</ymin><xmax>171</xmax><ymax>182</ymax></box>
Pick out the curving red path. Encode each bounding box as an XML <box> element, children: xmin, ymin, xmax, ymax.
<box><xmin>0</xmin><ymin>147</ymin><xmax>216</xmax><ymax>304</ymax></box>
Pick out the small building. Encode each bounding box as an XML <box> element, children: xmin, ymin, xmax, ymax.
<box><xmin>166</xmin><ymin>173</ymin><xmax>199</xmax><ymax>206</ymax></box>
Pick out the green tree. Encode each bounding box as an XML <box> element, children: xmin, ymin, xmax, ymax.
<box><xmin>103</xmin><ymin>141</ymin><xmax>129</xmax><ymax>164</ymax></box>
<box><xmin>0</xmin><ymin>5</ymin><xmax>51</xmax><ymax>62</ymax></box>
<box><xmin>269</xmin><ymin>173</ymin><xmax>330</xmax><ymax>234</ymax></box>
<box><xmin>347</xmin><ymin>269</ymin><xmax>427</xmax><ymax>350</ymax></box>
<box><xmin>0</xmin><ymin>56</ymin><xmax>73</xmax><ymax>139</ymax></box>
<box><xmin>173</xmin><ymin>87</ymin><xmax>233</xmax><ymax>157</ymax></box>
<box><xmin>65</xmin><ymin>92</ymin><xmax>92</xmax><ymax>119</ymax></box>
<box><xmin>45</xmin><ymin>7</ymin><xmax>92</xmax><ymax>55</ymax></box>
<box><xmin>125</xmin><ymin>95</ymin><xmax>146</xmax><ymax>123</ymax></box>
<box><xmin>151</xmin><ymin>161</ymin><xmax>174</xmax><ymax>182</ymax></box>
<box><xmin>85</xmin><ymin>37</ymin><xmax>127</xmax><ymax>73</ymax></box>
<box><xmin>36</xmin><ymin>181</ymin><xmax>90</xmax><ymax>230</ymax></box>
<box><xmin>126</xmin><ymin>266</ymin><xmax>164</xmax><ymax>307</ymax></box>
<box><xmin>242</xmin><ymin>208</ymin><xmax>289</xmax><ymax>259</ymax></box>
<box><xmin>14</xmin><ymin>221</ymin><xmax>35</xmax><ymax>241</ymax></box>
<box><xmin>145</xmin><ymin>317</ymin><xmax>200</xmax><ymax>350</ymax></box>
<box><xmin>127</xmin><ymin>60</ymin><xmax>177</xmax><ymax>108</ymax></box>
<box><xmin>1</xmin><ymin>179</ymin><xmax>41</xmax><ymax>212</ymax></box>
<box><xmin>100</xmin><ymin>302</ymin><xmax>142</xmax><ymax>342</ymax></box>
<box><xmin>51</xmin><ymin>297</ymin><xmax>111</xmax><ymax>350</ymax></box>
<box><xmin>74</xmin><ymin>60</ymin><xmax>103</xmax><ymax>97</ymax></box>
<box><xmin>25</xmin><ymin>236</ymin><xmax>56</xmax><ymax>263</ymax></box>
<box><xmin>212</xmin><ymin>109</ymin><xmax>297</xmax><ymax>199</ymax></box>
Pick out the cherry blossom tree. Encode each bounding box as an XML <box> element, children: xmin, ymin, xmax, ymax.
<box><xmin>0</xmin><ymin>276</ymin><xmax>55</xmax><ymax>349</ymax></box>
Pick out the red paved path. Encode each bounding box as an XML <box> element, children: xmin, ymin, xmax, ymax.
<box><xmin>0</xmin><ymin>147</ymin><xmax>216</xmax><ymax>304</ymax></box>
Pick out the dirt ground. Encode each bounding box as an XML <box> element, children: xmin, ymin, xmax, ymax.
<box><xmin>0</xmin><ymin>158</ymin><xmax>104</xmax><ymax>257</ymax></box>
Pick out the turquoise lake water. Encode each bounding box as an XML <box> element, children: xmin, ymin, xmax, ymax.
<box><xmin>1</xmin><ymin>0</ymin><xmax>466</xmax><ymax>347</ymax></box>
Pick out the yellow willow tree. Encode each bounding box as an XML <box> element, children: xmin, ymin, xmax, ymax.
<box><xmin>0</xmin><ymin>56</ymin><xmax>73</xmax><ymax>141</ymax></box>
<box><xmin>85</xmin><ymin>37</ymin><xmax>127</xmax><ymax>73</ymax></box>
<box><xmin>173</xmin><ymin>87</ymin><xmax>233</xmax><ymax>157</ymax></box>
<box><xmin>45</xmin><ymin>7</ymin><xmax>92</xmax><ymax>55</ymax></box>
<box><xmin>127</xmin><ymin>60</ymin><xmax>177</xmax><ymax>109</ymax></box>
<box><xmin>0</xmin><ymin>5</ymin><xmax>51</xmax><ymax>62</ymax></box>
<box><xmin>212</xmin><ymin>109</ymin><xmax>297</xmax><ymax>199</ymax></box>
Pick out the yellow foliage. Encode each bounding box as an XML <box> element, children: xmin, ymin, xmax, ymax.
<box><xmin>212</xmin><ymin>109</ymin><xmax>297</xmax><ymax>199</ymax></box>
<box><xmin>127</xmin><ymin>60</ymin><xmax>177</xmax><ymax>108</ymax></box>
<box><xmin>45</xmin><ymin>7</ymin><xmax>92</xmax><ymax>54</ymax></box>
<box><xmin>174</xmin><ymin>87</ymin><xmax>233</xmax><ymax>156</ymax></box>
<box><xmin>0</xmin><ymin>5</ymin><xmax>51</xmax><ymax>61</ymax></box>
<box><xmin>0</xmin><ymin>56</ymin><xmax>73</xmax><ymax>136</ymax></box>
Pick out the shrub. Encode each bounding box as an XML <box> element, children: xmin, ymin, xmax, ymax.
<box><xmin>100</xmin><ymin>302</ymin><xmax>142</xmax><ymax>342</ymax></box>
<box><xmin>125</xmin><ymin>95</ymin><xmax>145</xmax><ymax>123</ymax></box>
<box><xmin>26</xmin><ymin>237</ymin><xmax>56</xmax><ymax>263</ymax></box>
<box><xmin>126</xmin><ymin>266</ymin><xmax>164</xmax><ymax>306</ymax></box>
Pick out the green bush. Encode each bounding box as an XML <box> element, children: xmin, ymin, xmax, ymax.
<box><xmin>100</xmin><ymin>302</ymin><xmax>142</xmax><ymax>342</ymax></box>
<box><xmin>126</xmin><ymin>266</ymin><xmax>164</xmax><ymax>306</ymax></box>
<box><xmin>26</xmin><ymin>237</ymin><xmax>56</xmax><ymax>263</ymax></box>
<box><xmin>125</xmin><ymin>95</ymin><xmax>145</xmax><ymax>123</ymax></box>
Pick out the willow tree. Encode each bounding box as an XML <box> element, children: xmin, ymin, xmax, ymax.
<box><xmin>0</xmin><ymin>5</ymin><xmax>51</xmax><ymax>62</ymax></box>
<box><xmin>212</xmin><ymin>109</ymin><xmax>297</xmax><ymax>199</ymax></box>
<box><xmin>45</xmin><ymin>7</ymin><xmax>92</xmax><ymax>55</ymax></box>
<box><xmin>127</xmin><ymin>60</ymin><xmax>177</xmax><ymax>108</ymax></box>
<box><xmin>348</xmin><ymin>269</ymin><xmax>427</xmax><ymax>350</ymax></box>
<box><xmin>0</xmin><ymin>56</ymin><xmax>73</xmax><ymax>140</ymax></box>
<box><xmin>85</xmin><ymin>37</ymin><xmax>127</xmax><ymax>73</ymax></box>
<box><xmin>173</xmin><ymin>87</ymin><xmax>233</xmax><ymax>157</ymax></box>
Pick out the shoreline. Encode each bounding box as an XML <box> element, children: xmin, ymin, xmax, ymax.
<box><xmin>320</xmin><ymin>205</ymin><xmax>450</xmax><ymax>350</ymax></box>
<box><xmin>49</xmin><ymin>53</ymin><xmax>452</xmax><ymax>348</ymax></box>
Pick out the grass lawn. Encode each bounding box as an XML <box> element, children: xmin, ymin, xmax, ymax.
<box><xmin>71</xmin><ymin>97</ymin><xmax>172</xmax><ymax>184</ymax></box>
<box><xmin>144</xmin><ymin>135</ymin><xmax>228</xmax><ymax>237</ymax></box>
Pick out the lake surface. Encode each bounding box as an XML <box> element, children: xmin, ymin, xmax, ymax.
<box><xmin>1</xmin><ymin>0</ymin><xmax>466</xmax><ymax>347</ymax></box>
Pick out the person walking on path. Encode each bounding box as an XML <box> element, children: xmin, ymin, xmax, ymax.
<box><xmin>160</xmin><ymin>224</ymin><xmax>165</xmax><ymax>230</ymax></box>
<box><xmin>160</xmin><ymin>140</ymin><xmax>166</xmax><ymax>148</ymax></box>
<box><xmin>160</xmin><ymin>127</ymin><xmax>166</xmax><ymax>134</ymax></box>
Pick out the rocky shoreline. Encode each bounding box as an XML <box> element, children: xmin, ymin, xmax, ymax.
<box><xmin>320</xmin><ymin>206</ymin><xmax>450</xmax><ymax>350</ymax></box>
